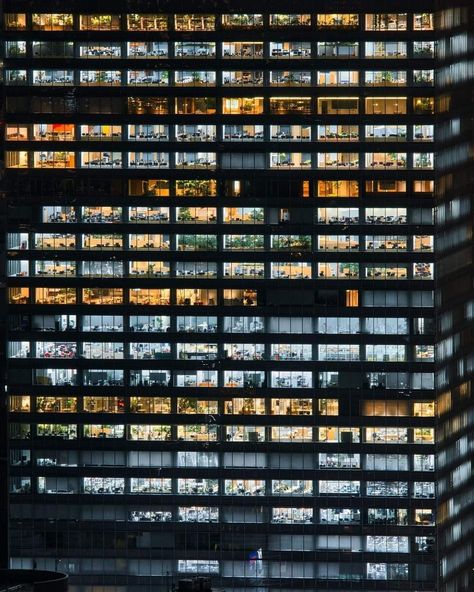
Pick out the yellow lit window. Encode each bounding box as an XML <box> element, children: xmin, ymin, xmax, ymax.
<box><xmin>413</xmin><ymin>97</ymin><xmax>434</xmax><ymax>114</ymax></box>
<box><xmin>4</xmin><ymin>14</ymin><xmax>27</xmax><ymax>30</ymax></box>
<box><xmin>130</xmin><ymin>397</ymin><xmax>171</xmax><ymax>413</ymax></box>
<box><xmin>174</xmin><ymin>14</ymin><xmax>215</xmax><ymax>31</ymax></box>
<box><xmin>365</xmin><ymin>14</ymin><xmax>407</xmax><ymax>31</ymax></box>
<box><xmin>365</xmin><ymin>180</ymin><xmax>406</xmax><ymax>193</ymax></box>
<box><xmin>222</xmin><ymin>97</ymin><xmax>264</xmax><ymax>115</ymax></box>
<box><xmin>8</xmin><ymin>287</ymin><xmax>29</xmax><ymax>304</ymax></box>
<box><xmin>413</xmin><ymin>402</ymin><xmax>435</xmax><ymax>417</ymax></box>
<box><xmin>10</xmin><ymin>396</ymin><xmax>31</xmax><ymax>412</ymax></box>
<box><xmin>32</xmin><ymin>13</ymin><xmax>73</xmax><ymax>31</ymax></box>
<box><xmin>317</xmin><ymin>399</ymin><xmax>339</xmax><ymax>416</ymax></box>
<box><xmin>128</xmin><ymin>179</ymin><xmax>170</xmax><ymax>197</ymax></box>
<box><xmin>317</xmin><ymin>14</ymin><xmax>358</xmax><ymax>28</ymax></box>
<box><xmin>82</xmin><ymin>288</ymin><xmax>122</xmax><ymax>305</ymax></box>
<box><xmin>35</xmin><ymin>287</ymin><xmax>76</xmax><ymax>305</ymax></box>
<box><xmin>127</xmin><ymin>14</ymin><xmax>168</xmax><ymax>31</ymax></box>
<box><xmin>221</xmin><ymin>14</ymin><xmax>263</xmax><ymax>29</ymax></box>
<box><xmin>414</xmin><ymin>428</ymin><xmax>435</xmax><ymax>444</ymax></box>
<box><xmin>79</xmin><ymin>14</ymin><xmax>121</xmax><ymax>31</ymax></box>
<box><xmin>413</xmin><ymin>180</ymin><xmax>434</xmax><ymax>193</ymax></box>
<box><xmin>83</xmin><ymin>397</ymin><xmax>125</xmax><ymax>413</ymax></box>
<box><xmin>178</xmin><ymin>399</ymin><xmax>218</xmax><ymax>414</ymax></box>
<box><xmin>346</xmin><ymin>290</ymin><xmax>359</xmax><ymax>307</ymax></box>
<box><xmin>366</xmin><ymin>97</ymin><xmax>407</xmax><ymax>115</ymax></box>
<box><xmin>414</xmin><ymin>13</ymin><xmax>434</xmax><ymax>31</ymax></box>
<box><xmin>129</xmin><ymin>288</ymin><xmax>169</xmax><ymax>306</ymax></box>
<box><xmin>36</xmin><ymin>397</ymin><xmax>77</xmax><ymax>413</ymax></box>
<box><xmin>317</xmin><ymin>180</ymin><xmax>359</xmax><ymax>198</ymax></box>
<box><xmin>270</xmin><ymin>14</ymin><xmax>311</xmax><ymax>27</ymax></box>
<box><xmin>362</xmin><ymin>400</ymin><xmax>409</xmax><ymax>416</ymax></box>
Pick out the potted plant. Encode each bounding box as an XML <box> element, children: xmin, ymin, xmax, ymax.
<box><xmin>178</xmin><ymin>207</ymin><xmax>193</xmax><ymax>222</ymax></box>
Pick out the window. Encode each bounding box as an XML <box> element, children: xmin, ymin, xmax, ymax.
<box><xmin>33</xmin><ymin>14</ymin><xmax>73</xmax><ymax>30</ymax></box>
<box><xmin>414</xmin><ymin>402</ymin><xmax>435</xmax><ymax>417</ymax></box>
<box><xmin>366</xmin><ymin>345</ymin><xmax>406</xmax><ymax>361</ymax></box>
<box><xmin>82</xmin><ymin>288</ymin><xmax>123</xmax><ymax>305</ymax></box>
<box><xmin>127</xmin><ymin>14</ymin><xmax>168</xmax><ymax>31</ymax></box>
<box><xmin>319</xmin><ymin>453</ymin><xmax>360</xmax><ymax>469</ymax></box>
<box><xmin>365</xmin><ymin>70</ymin><xmax>407</xmax><ymax>86</ymax></box>
<box><xmin>317</xmin><ymin>399</ymin><xmax>339</xmax><ymax>416</ymax></box>
<box><xmin>366</xmin><ymin>481</ymin><xmax>408</xmax><ymax>496</ymax></box>
<box><xmin>272</xmin><ymin>508</ymin><xmax>313</xmax><ymax>524</ymax></box>
<box><xmin>269</xmin><ymin>71</ymin><xmax>310</xmax><ymax>87</ymax></box>
<box><xmin>131</xmin><ymin>478</ymin><xmax>172</xmax><ymax>494</ymax></box>
<box><xmin>317</xmin><ymin>42</ymin><xmax>359</xmax><ymax>58</ymax></box>
<box><xmin>221</xmin><ymin>14</ymin><xmax>263</xmax><ymax>29</ymax></box>
<box><xmin>365</xmin><ymin>14</ymin><xmax>407</xmax><ymax>31</ymax></box>
<box><xmin>269</xmin><ymin>42</ymin><xmax>311</xmax><ymax>58</ymax></box>
<box><xmin>368</xmin><ymin>508</ymin><xmax>407</xmax><ymax>526</ymax></box>
<box><xmin>79</xmin><ymin>15</ymin><xmax>121</xmax><ymax>31</ymax></box>
<box><xmin>365</xmin><ymin>41</ymin><xmax>407</xmax><ymax>59</ymax></box>
<box><xmin>127</xmin><ymin>42</ymin><xmax>168</xmax><ymax>58</ymax></box>
<box><xmin>318</xmin><ymin>98</ymin><xmax>359</xmax><ymax>115</ymax></box>
<box><xmin>414</xmin><ymin>70</ymin><xmax>434</xmax><ymax>86</ymax></box>
<box><xmin>128</xmin><ymin>70</ymin><xmax>169</xmax><ymax>86</ymax></box>
<box><xmin>270</xmin><ymin>14</ymin><xmax>311</xmax><ymax>27</ymax></box>
<box><xmin>84</xmin><ymin>424</ymin><xmax>124</xmax><ymax>438</ymax></box>
<box><xmin>413</xmin><ymin>482</ymin><xmax>435</xmax><ymax>498</ymax></box>
<box><xmin>415</xmin><ymin>509</ymin><xmax>435</xmax><ymax>525</ymax></box>
<box><xmin>174</xmin><ymin>14</ymin><xmax>215</xmax><ymax>31</ymax></box>
<box><xmin>365</xmin><ymin>454</ymin><xmax>408</xmax><ymax>471</ymax></box>
<box><xmin>179</xmin><ymin>506</ymin><xmax>219</xmax><ymax>523</ymax></box>
<box><xmin>319</xmin><ymin>427</ymin><xmax>360</xmax><ymax>443</ymax></box>
<box><xmin>5</xmin><ymin>14</ymin><xmax>27</xmax><ymax>30</ymax></box>
<box><xmin>319</xmin><ymin>480</ymin><xmax>360</xmax><ymax>495</ymax></box>
<box><xmin>366</xmin><ymin>125</ymin><xmax>406</xmax><ymax>141</ymax></box>
<box><xmin>317</xmin><ymin>14</ymin><xmax>358</xmax><ymax>29</ymax></box>
<box><xmin>176</xmin><ymin>71</ymin><xmax>216</xmax><ymax>87</ymax></box>
<box><xmin>272</xmin><ymin>426</ymin><xmax>312</xmax><ymax>442</ymax></box>
<box><xmin>273</xmin><ymin>480</ymin><xmax>312</xmax><ymax>496</ymax></box>
<box><xmin>221</xmin><ymin>14</ymin><xmax>262</xmax><ymax>28</ymax></box>
<box><xmin>270</xmin><ymin>98</ymin><xmax>311</xmax><ymax>115</ymax></box>
<box><xmin>366</xmin><ymin>536</ymin><xmax>409</xmax><ymax>553</ymax></box>
<box><xmin>320</xmin><ymin>508</ymin><xmax>360</xmax><ymax>524</ymax></box>
<box><xmin>414</xmin><ymin>13</ymin><xmax>434</xmax><ymax>30</ymax></box>
<box><xmin>414</xmin><ymin>428</ymin><xmax>435</xmax><ymax>444</ymax></box>
<box><xmin>366</xmin><ymin>97</ymin><xmax>407</xmax><ymax>115</ymax></box>
<box><xmin>175</xmin><ymin>42</ymin><xmax>216</xmax><ymax>58</ymax></box>
<box><xmin>177</xmin><ymin>425</ymin><xmax>217</xmax><ymax>442</ymax></box>
<box><xmin>318</xmin><ymin>152</ymin><xmax>359</xmax><ymax>169</ymax></box>
<box><xmin>367</xmin><ymin>563</ymin><xmax>409</xmax><ymax>581</ymax></box>
<box><xmin>413</xmin><ymin>41</ymin><xmax>435</xmax><ymax>58</ymax></box>
<box><xmin>176</xmin><ymin>97</ymin><xmax>216</xmax><ymax>115</ymax></box>
<box><xmin>178</xmin><ymin>479</ymin><xmax>218</xmax><ymax>495</ymax></box>
<box><xmin>319</xmin><ymin>344</ymin><xmax>360</xmax><ymax>361</ymax></box>
<box><xmin>83</xmin><ymin>397</ymin><xmax>124</xmax><ymax>413</ymax></box>
<box><xmin>317</xmin><ymin>70</ymin><xmax>359</xmax><ymax>86</ymax></box>
<box><xmin>178</xmin><ymin>560</ymin><xmax>219</xmax><ymax>574</ymax></box>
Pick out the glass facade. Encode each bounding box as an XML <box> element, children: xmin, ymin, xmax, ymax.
<box><xmin>436</xmin><ymin>3</ymin><xmax>474</xmax><ymax>592</ymax></box>
<box><xmin>3</xmin><ymin>2</ymin><xmax>437</xmax><ymax>591</ymax></box>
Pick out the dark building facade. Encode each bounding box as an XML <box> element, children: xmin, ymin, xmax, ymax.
<box><xmin>2</xmin><ymin>2</ymin><xmax>438</xmax><ymax>591</ymax></box>
<box><xmin>435</xmin><ymin>2</ymin><xmax>474</xmax><ymax>592</ymax></box>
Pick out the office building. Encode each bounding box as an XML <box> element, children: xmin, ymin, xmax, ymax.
<box><xmin>2</xmin><ymin>2</ymin><xmax>438</xmax><ymax>591</ymax></box>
